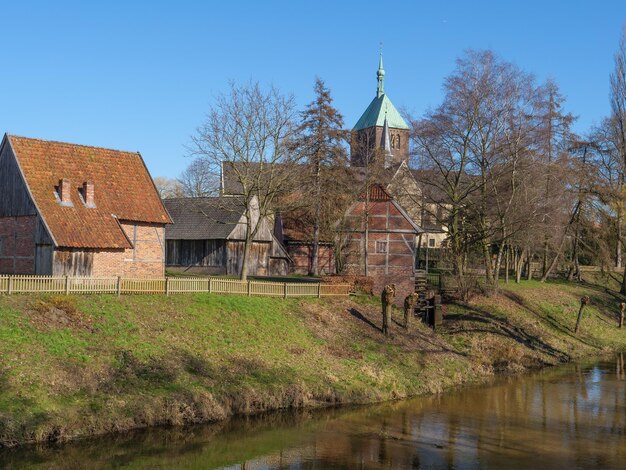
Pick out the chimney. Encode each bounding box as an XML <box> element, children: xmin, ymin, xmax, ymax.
<box><xmin>59</xmin><ymin>178</ymin><xmax>72</xmax><ymax>205</ymax></box>
<box><xmin>83</xmin><ymin>181</ymin><xmax>95</xmax><ymax>207</ymax></box>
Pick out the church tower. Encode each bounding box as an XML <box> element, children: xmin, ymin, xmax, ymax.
<box><xmin>350</xmin><ymin>54</ymin><xmax>409</xmax><ymax>167</ymax></box>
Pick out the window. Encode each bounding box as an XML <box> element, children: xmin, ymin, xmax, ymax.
<box><xmin>391</xmin><ymin>134</ymin><xmax>401</xmax><ymax>150</ymax></box>
<box><xmin>376</xmin><ymin>240</ymin><xmax>388</xmax><ymax>253</ymax></box>
<box><xmin>429</xmin><ymin>238</ymin><xmax>436</xmax><ymax>248</ymax></box>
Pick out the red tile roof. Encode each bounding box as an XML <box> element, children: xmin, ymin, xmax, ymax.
<box><xmin>7</xmin><ymin>135</ymin><xmax>172</xmax><ymax>249</ymax></box>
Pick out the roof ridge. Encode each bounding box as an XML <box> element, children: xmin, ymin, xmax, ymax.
<box><xmin>164</xmin><ymin>196</ymin><xmax>242</xmax><ymax>202</ymax></box>
<box><xmin>7</xmin><ymin>134</ymin><xmax>140</xmax><ymax>156</ymax></box>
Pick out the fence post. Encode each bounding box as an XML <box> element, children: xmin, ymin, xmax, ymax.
<box><xmin>165</xmin><ymin>277</ymin><xmax>170</xmax><ymax>296</ymax></box>
<box><xmin>247</xmin><ymin>280</ymin><xmax>251</xmax><ymax>297</ymax></box>
<box><xmin>7</xmin><ymin>276</ymin><xmax>13</xmax><ymax>295</ymax></box>
<box><xmin>116</xmin><ymin>277</ymin><xmax>121</xmax><ymax>297</ymax></box>
<box><xmin>284</xmin><ymin>282</ymin><xmax>288</xmax><ymax>299</ymax></box>
<box><xmin>317</xmin><ymin>283</ymin><xmax>321</xmax><ymax>298</ymax></box>
<box><xmin>208</xmin><ymin>277</ymin><xmax>212</xmax><ymax>293</ymax></box>
<box><xmin>65</xmin><ymin>276</ymin><xmax>70</xmax><ymax>295</ymax></box>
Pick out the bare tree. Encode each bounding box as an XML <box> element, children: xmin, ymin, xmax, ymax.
<box><xmin>533</xmin><ymin>80</ymin><xmax>576</xmax><ymax>281</ymax></box>
<box><xmin>188</xmin><ymin>82</ymin><xmax>303</xmax><ymax>280</ymax></box>
<box><xmin>178</xmin><ymin>159</ymin><xmax>218</xmax><ymax>197</ymax></box>
<box><xmin>410</xmin><ymin>50</ymin><xmax>577</xmax><ymax>292</ymax></box>
<box><xmin>153</xmin><ymin>176</ymin><xmax>185</xmax><ymax>199</ymax></box>
<box><xmin>611</xmin><ymin>26</ymin><xmax>626</xmax><ymax>292</ymax></box>
<box><xmin>584</xmin><ymin>26</ymin><xmax>626</xmax><ymax>290</ymax></box>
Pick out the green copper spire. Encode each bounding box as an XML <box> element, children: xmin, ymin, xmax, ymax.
<box><xmin>377</xmin><ymin>52</ymin><xmax>385</xmax><ymax>98</ymax></box>
<box><xmin>353</xmin><ymin>52</ymin><xmax>409</xmax><ymax>131</ymax></box>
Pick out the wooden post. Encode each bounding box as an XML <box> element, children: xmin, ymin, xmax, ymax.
<box><xmin>7</xmin><ymin>276</ymin><xmax>13</xmax><ymax>295</ymax></box>
<box><xmin>116</xmin><ymin>276</ymin><xmax>121</xmax><ymax>297</ymax></box>
<box><xmin>284</xmin><ymin>283</ymin><xmax>288</xmax><ymax>299</ymax></box>
<box><xmin>65</xmin><ymin>276</ymin><xmax>70</xmax><ymax>295</ymax></box>
<box><xmin>247</xmin><ymin>281</ymin><xmax>251</xmax><ymax>297</ymax></box>
<box><xmin>433</xmin><ymin>294</ymin><xmax>443</xmax><ymax>331</ymax></box>
<box><xmin>317</xmin><ymin>283</ymin><xmax>322</xmax><ymax>298</ymax></box>
<box><xmin>165</xmin><ymin>277</ymin><xmax>170</xmax><ymax>296</ymax></box>
<box><xmin>208</xmin><ymin>277</ymin><xmax>212</xmax><ymax>293</ymax></box>
<box><xmin>575</xmin><ymin>296</ymin><xmax>590</xmax><ymax>333</ymax></box>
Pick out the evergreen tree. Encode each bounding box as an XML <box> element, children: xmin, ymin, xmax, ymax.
<box><xmin>297</xmin><ymin>78</ymin><xmax>348</xmax><ymax>275</ymax></box>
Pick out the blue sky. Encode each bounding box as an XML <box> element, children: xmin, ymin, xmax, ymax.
<box><xmin>2</xmin><ymin>1</ymin><xmax>624</xmax><ymax>178</ymax></box>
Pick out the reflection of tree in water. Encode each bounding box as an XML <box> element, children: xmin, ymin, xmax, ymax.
<box><xmin>3</xmin><ymin>359</ymin><xmax>626</xmax><ymax>469</ymax></box>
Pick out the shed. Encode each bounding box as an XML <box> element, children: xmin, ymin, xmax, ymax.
<box><xmin>163</xmin><ymin>196</ymin><xmax>291</xmax><ymax>276</ymax></box>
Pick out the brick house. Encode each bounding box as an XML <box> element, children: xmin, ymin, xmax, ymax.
<box><xmin>342</xmin><ymin>184</ymin><xmax>422</xmax><ymax>304</ymax></box>
<box><xmin>0</xmin><ymin>134</ymin><xmax>171</xmax><ymax>277</ymax></box>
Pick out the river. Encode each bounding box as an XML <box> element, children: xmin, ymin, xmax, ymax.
<box><xmin>2</xmin><ymin>355</ymin><xmax>626</xmax><ymax>469</ymax></box>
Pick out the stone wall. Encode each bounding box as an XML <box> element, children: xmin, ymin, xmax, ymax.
<box><xmin>0</xmin><ymin>215</ymin><xmax>36</xmax><ymax>274</ymax></box>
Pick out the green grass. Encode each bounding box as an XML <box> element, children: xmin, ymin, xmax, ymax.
<box><xmin>2</xmin><ymin>276</ymin><xmax>626</xmax><ymax>446</ymax></box>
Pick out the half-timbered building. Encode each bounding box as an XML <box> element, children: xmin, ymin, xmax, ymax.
<box><xmin>342</xmin><ymin>184</ymin><xmax>422</xmax><ymax>303</ymax></box>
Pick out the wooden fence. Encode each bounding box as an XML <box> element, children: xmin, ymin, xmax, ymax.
<box><xmin>0</xmin><ymin>275</ymin><xmax>351</xmax><ymax>298</ymax></box>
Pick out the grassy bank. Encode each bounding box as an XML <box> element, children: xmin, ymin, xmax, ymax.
<box><xmin>0</xmin><ymin>275</ymin><xmax>625</xmax><ymax>447</ymax></box>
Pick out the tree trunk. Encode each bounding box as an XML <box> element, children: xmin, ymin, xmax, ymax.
<box><xmin>310</xmin><ymin>214</ymin><xmax>320</xmax><ymax>277</ymax></box>
<box><xmin>617</xmin><ymin>218</ymin><xmax>623</xmax><ymax>269</ymax></box>
<box><xmin>240</xmin><ymin>236</ymin><xmax>252</xmax><ymax>281</ymax></box>
<box><xmin>542</xmin><ymin>202</ymin><xmax>580</xmax><ymax>282</ymax></box>
<box><xmin>505</xmin><ymin>245</ymin><xmax>510</xmax><ymax>284</ymax></box>
<box><xmin>542</xmin><ymin>241</ymin><xmax>549</xmax><ymax>278</ymax></box>
<box><xmin>620</xmin><ymin>263</ymin><xmax>626</xmax><ymax>295</ymax></box>
<box><xmin>526</xmin><ymin>251</ymin><xmax>533</xmax><ymax>280</ymax></box>
<box><xmin>483</xmin><ymin>242</ymin><xmax>494</xmax><ymax>285</ymax></box>
<box><xmin>515</xmin><ymin>247</ymin><xmax>526</xmax><ymax>283</ymax></box>
<box><xmin>309</xmin><ymin>165</ymin><xmax>322</xmax><ymax>277</ymax></box>
<box><xmin>540</xmin><ymin>238</ymin><xmax>565</xmax><ymax>282</ymax></box>
<box><xmin>493</xmin><ymin>242</ymin><xmax>506</xmax><ymax>285</ymax></box>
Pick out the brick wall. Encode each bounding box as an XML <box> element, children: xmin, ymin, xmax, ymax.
<box><xmin>287</xmin><ymin>243</ymin><xmax>335</xmax><ymax>275</ymax></box>
<box><xmin>350</xmin><ymin>126</ymin><xmax>410</xmax><ymax>167</ymax></box>
<box><xmin>91</xmin><ymin>222</ymin><xmax>165</xmax><ymax>277</ymax></box>
<box><xmin>0</xmin><ymin>216</ymin><xmax>36</xmax><ymax>274</ymax></box>
<box><xmin>343</xmin><ymin>232</ymin><xmax>415</xmax><ymax>306</ymax></box>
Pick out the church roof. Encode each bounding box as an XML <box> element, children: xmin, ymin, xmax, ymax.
<box><xmin>353</xmin><ymin>94</ymin><xmax>409</xmax><ymax>130</ymax></box>
<box><xmin>353</xmin><ymin>54</ymin><xmax>409</xmax><ymax>131</ymax></box>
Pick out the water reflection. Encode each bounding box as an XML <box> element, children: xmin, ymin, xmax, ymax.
<box><xmin>2</xmin><ymin>356</ymin><xmax>626</xmax><ymax>469</ymax></box>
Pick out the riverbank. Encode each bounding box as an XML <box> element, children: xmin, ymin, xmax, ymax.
<box><xmin>1</xmin><ymin>276</ymin><xmax>625</xmax><ymax>447</ymax></box>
